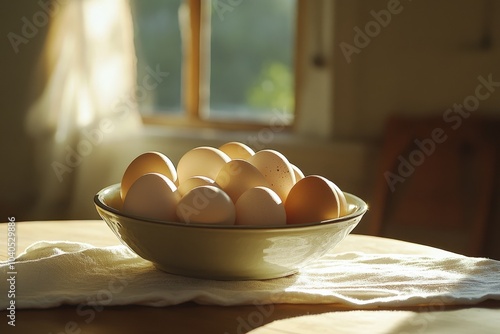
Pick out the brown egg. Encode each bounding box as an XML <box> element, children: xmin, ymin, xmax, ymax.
<box><xmin>177</xmin><ymin>147</ymin><xmax>230</xmax><ymax>184</ymax></box>
<box><xmin>215</xmin><ymin>159</ymin><xmax>270</xmax><ymax>202</ymax></box>
<box><xmin>290</xmin><ymin>163</ymin><xmax>305</xmax><ymax>183</ymax></box>
<box><xmin>121</xmin><ymin>151</ymin><xmax>177</xmax><ymax>200</ymax></box>
<box><xmin>176</xmin><ymin>176</ymin><xmax>216</xmax><ymax>197</ymax></box>
<box><xmin>335</xmin><ymin>184</ymin><xmax>348</xmax><ymax>217</ymax></box>
<box><xmin>122</xmin><ymin>173</ymin><xmax>179</xmax><ymax>222</ymax></box>
<box><xmin>219</xmin><ymin>142</ymin><xmax>255</xmax><ymax>160</ymax></box>
<box><xmin>247</xmin><ymin>149</ymin><xmax>296</xmax><ymax>202</ymax></box>
<box><xmin>176</xmin><ymin>186</ymin><xmax>235</xmax><ymax>225</ymax></box>
<box><xmin>285</xmin><ymin>175</ymin><xmax>347</xmax><ymax>225</ymax></box>
<box><xmin>235</xmin><ymin>187</ymin><xmax>286</xmax><ymax>226</ymax></box>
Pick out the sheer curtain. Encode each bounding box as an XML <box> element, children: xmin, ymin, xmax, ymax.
<box><xmin>26</xmin><ymin>0</ymin><xmax>141</xmax><ymax>219</ymax></box>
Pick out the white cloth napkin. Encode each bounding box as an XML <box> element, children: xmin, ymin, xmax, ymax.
<box><xmin>1</xmin><ymin>241</ymin><xmax>499</xmax><ymax>310</ymax></box>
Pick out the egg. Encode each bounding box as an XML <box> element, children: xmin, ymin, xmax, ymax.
<box><xmin>218</xmin><ymin>142</ymin><xmax>255</xmax><ymax>160</ymax></box>
<box><xmin>176</xmin><ymin>185</ymin><xmax>235</xmax><ymax>225</ymax></box>
<box><xmin>119</xmin><ymin>147</ymin><xmax>350</xmax><ymax>228</ymax></box>
<box><xmin>335</xmin><ymin>184</ymin><xmax>348</xmax><ymax>217</ymax></box>
<box><xmin>247</xmin><ymin>149</ymin><xmax>296</xmax><ymax>202</ymax></box>
<box><xmin>235</xmin><ymin>187</ymin><xmax>286</xmax><ymax>226</ymax></box>
<box><xmin>122</xmin><ymin>173</ymin><xmax>179</xmax><ymax>221</ymax></box>
<box><xmin>177</xmin><ymin>147</ymin><xmax>231</xmax><ymax>184</ymax></box>
<box><xmin>285</xmin><ymin>175</ymin><xmax>348</xmax><ymax>225</ymax></box>
<box><xmin>176</xmin><ymin>176</ymin><xmax>216</xmax><ymax>197</ymax></box>
<box><xmin>291</xmin><ymin>163</ymin><xmax>305</xmax><ymax>182</ymax></box>
<box><xmin>120</xmin><ymin>151</ymin><xmax>177</xmax><ymax>200</ymax></box>
<box><xmin>215</xmin><ymin>159</ymin><xmax>270</xmax><ymax>202</ymax></box>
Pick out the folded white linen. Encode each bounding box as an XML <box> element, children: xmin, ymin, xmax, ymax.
<box><xmin>1</xmin><ymin>241</ymin><xmax>499</xmax><ymax>310</ymax></box>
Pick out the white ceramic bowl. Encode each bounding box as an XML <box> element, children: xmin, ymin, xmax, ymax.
<box><xmin>94</xmin><ymin>183</ymin><xmax>368</xmax><ymax>280</ymax></box>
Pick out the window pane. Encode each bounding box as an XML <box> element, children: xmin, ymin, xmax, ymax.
<box><xmin>131</xmin><ymin>0</ymin><xmax>183</xmax><ymax>115</ymax></box>
<box><xmin>208</xmin><ymin>0</ymin><xmax>296</xmax><ymax>123</ymax></box>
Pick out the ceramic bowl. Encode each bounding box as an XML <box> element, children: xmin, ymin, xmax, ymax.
<box><xmin>94</xmin><ymin>183</ymin><xmax>367</xmax><ymax>280</ymax></box>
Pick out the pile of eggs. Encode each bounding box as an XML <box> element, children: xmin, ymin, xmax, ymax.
<box><xmin>120</xmin><ymin>142</ymin><xmax>348</xmax><ymax>226</ymax></box>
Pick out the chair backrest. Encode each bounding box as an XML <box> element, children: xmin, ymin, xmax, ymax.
<box><xmin>368</xmin><ymin>115</ymin><xmax>497</xmax><ymax>256</ymax></box>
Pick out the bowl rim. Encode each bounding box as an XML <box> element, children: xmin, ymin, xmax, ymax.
<box><xmin>94</xmin><ymin>183</ymin><xmax>368</xmax><ymax>230</ymax></box>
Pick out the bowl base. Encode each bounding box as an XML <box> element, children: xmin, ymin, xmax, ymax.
<box><xmin>153</xmin><ymin>263</ymin><xmax>298</xmax><ymax>281</ymax></box>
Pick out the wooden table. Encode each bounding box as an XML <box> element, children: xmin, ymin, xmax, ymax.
<box><xmin>1</xmin><ymin>220</ymin><xmax>499</xmax><ymax>334</ymax></box>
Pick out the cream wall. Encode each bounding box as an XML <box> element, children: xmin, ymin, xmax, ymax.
<box><xmin>0</xmin><ymin>1</ymin><xmax>499</xmax><ymax>241</ymax></box>
<box><xmin>333</xmin><ymin>0</ymin><xmax>500</xmax><ymax>138</ymax></box>
<box><xmin>0</xmin><ymin>1</ymin><xmax>46</xmax><ymax>221</ymax></box>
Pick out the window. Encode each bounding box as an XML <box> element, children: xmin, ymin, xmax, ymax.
<box><xmin>132</xmin><ymin>0</ymin><xmax>183</xmax><ymax>115</ymax></box>
<box><xmin>131</xmin><ymin>0</ymin><xmax>297</xmax><ymax>127</ymax></box>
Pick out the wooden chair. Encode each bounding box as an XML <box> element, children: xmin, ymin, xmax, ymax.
<box><xmin>368</xmin><ymin>115</ymin><xmax>498</xmax><ymax>257</ymax></box>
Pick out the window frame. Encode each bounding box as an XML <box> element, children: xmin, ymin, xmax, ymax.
<box><xmin>140</xmin><ymin>0</ymin><xmax>303</xmax><ymax>131</ymax></box>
